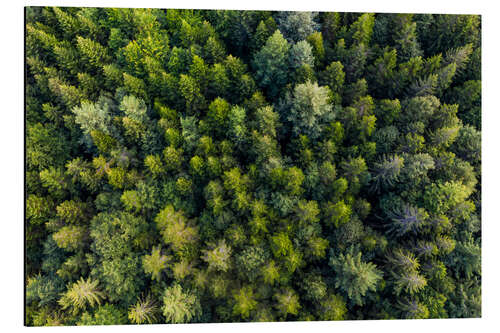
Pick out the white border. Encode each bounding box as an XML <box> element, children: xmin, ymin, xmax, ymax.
<box><xmin>2</xmin><ymin>0</ymin><xmax>499</xmax><ymax>332</ymax></box>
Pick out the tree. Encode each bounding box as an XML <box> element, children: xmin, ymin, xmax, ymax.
<box><xmin>349</xmin><ymin>13</ymin><xmax>375</xmax><ymax>46</ymax></box>
<box><xmin>201</xmin><ymin>239</ymin><xmax>232</xmax><ymax>272</ymax></box>
<box><xmin>77</xmin><ymin>304</ymin><xmax>128</xmax><ymax>325</ymax></box>
<box><xmin>27</xmin><ymin>123</ymin><xmax>69</xmax><ymax>170</ymax></box>
<box><xmin>306</xmin><ymin>32</ymin><xmax>325</xmax><ymax>67</ymax></box>
<box><xmin>232</xmin><ymin>286</ymin><xmax>258</xmax><ymax>319</ymax></box>
<box><xmin>76</xmin><ymin>36</ymin><xmax>110</xmax><ymax>70</ymax></box>
<box><xmin>289</xmin><ymin>40</ymin><xmax>314</xmax><ymax>69</ymax></box>
<box><xmin>318</xmin><ymin>294</ymin><xmax>347</xmax><ymax>321</ymax></box>
<box><xmin>386</xmin><ymin>204</ymin><xmax>429</xmax><ymax>237</ymax></box>
<box><xmin>397</xmin><ymin>298</ymin><xmax>429</xmax><ymax>319</ymax></box>
<box><xmin>253</xmin><ymin>30</ymin><xmax>290</xmax><ymax>97</ymax></box>
<box><xmin>275</xmin><ymin>11</ymin><xmax>319</xmax><ymax>43</ymax></box>
<box><xmin>329</xmin><ymin>250</ymin><xmax>382</xmax><ymax>305</ymax></box>
<box><xmin>392</xmin><ymin>14</ymin><xmax>422</xmax><ymax>62</ymax></box>
<box><xmin>59</xmin><ymin>277</ymin><xmax>104</xmax><ymax>314</ymax></box>
<box><xmin>179</xmin><ymin>74</ymin><xmax>204</xmax><ymax>113</ymax></box>
<box><xmin>142</xmin><ymin>246</ymin><xmax>171</xmax><ymax>281</ymax></box>
<box><xmin>52</xmin><ymin>226</ymin><xmax>87</xmax><ymax>251</ymax></box>
<box><xmin>274</xmin><ymin>289</ymin><xmax>300</xmax><ymax>317</ymax></box>
<box><xmin>393</xmin><ymin>271</ymin><xmax>427</xmax><ymax>295</ymax></box>
<box><xmin>235</xmin><ymin>245</ymin><xmax>268</xmax><ymax>280</ymax></box>
<box><xmin>371</xmin><ymin>155</ymin><xmax>404</xmax><ymax>191</ymax></box>
<box><xmin>128</xmin><ymin>295</ymin><xmax>159</xmax><ymax>324</ymax></box>
<box><xmin>72</xmin><ymin>97</ymin><xmax>113</xmax><ymax>136</ymax></box>
<box><xmin>155</xmin><ymin>205</ymin><xmax>198</xmax><ymax>252</ymax></box>
<box><xmin>206</xmin><ymin>97</ymin><xmax>231</xmax><ymax>136</ymax></box>
<box><xmin>320</xmin><ymin>61</ymin><xmax>345</xmax><ymax>104</ymax></box>
<box><xmin>162</xmin><ymin>284</ymin><xmax>201</xmax><ymax>324</ymax></box>
<box><xmin>285</xmin><ymin>81</ymin><xmax>334</xmax><ymax>139</ymax></box>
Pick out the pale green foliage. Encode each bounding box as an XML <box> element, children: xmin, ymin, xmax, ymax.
<box><xmin>27</xmin><ymin>195</ymin><xmax>53</xmax><ymax>224</ymax></box>
<box><xmin>144</xmin><ymin>154</ymin><xmax>164</xmax><ymax>176</ymax></box>
<box><xmin>387</xmin><ymin>203</ymin><xmax>429</xmax><ymax>236</ymax></box>
<box><xmin>289</xmin><ymin>40</ymin><xmax>314</xmax><ymax>69</ymax></box>
<box><xmin>90</xmin><ymin>211</ymin><xmax>150</xmax><ymax>259</ymax></box>
<box><xmin>302</xmin><ymin>275</ymin><xmax>327</xmax><ymax>301</ymax></box>
<box><xmin>128</xmin><ymin>295</ymin><xmax>158</xmax><ymax>324</ymax></box>
<box><xmin>236</xmin><ymin>246</ymin><xmax>268</xmax><ymax>280</ymax></box>
<box><xmin>179</xmin><ymin>74</ymin><xmax>203</xmax><ymax>112</ymax></box>
<box><xmin>387</xmin><ymin>248</ymin><xmax>420</xmax><ymax>272</ymax></box>
<box><xmin>287</xmin><ymin>81</ymin><xmax>333</xmax><ymax>139</ymax></box>
<box><xmin>397</xmin><ymin>299</ymin><xmax>429</xmax><ymax>319</ymax></box>
<box><xmin>321</xmin><ymin>61</ymin><xmax>345</xmax><ymax>94</ymax></box>
<box><xmin>233</xmin><ymin>286</ymin><xmax>257</xmax><ymax>319</ymax></box>
<box><xmin>163</xmin><ymin>146</ymin><xmax>183</xmax><ymax>171</ymax></box>
<box><xmin>424</xmin><ymin>181</ymin><xmax>473</xmax><ymax>214</ymax></box>
<box><xmin>155</xmin><ymin>205</ymin><xmax>198</xmax><ymax>251</ymax></box>
<box><xmin>270</xmin><ymin>232</ymin><xmax>292</xmax><ymax>258</ymax></box>
<box><xmin>162</xmin><ymin>284</ymin><xmax>201</xmax><ymax>324</ymax></box>
<box><xmin>202</xmin><ymin>239</ymin><xmax>232</xmax><ymax>272</ymax></box>
<box><xmin>295</xmin><ymin>200</ymin><xmax>320</xmax><ymax>225</ymax></box>
<box><xmin>255</xmin><ymin>106</ymin><xmax>280</xmax><ymax>138</ymax></box>
<box><xmin>394</xmin><ymin>271</ymin><xmax>427</xmax><ymax>295</ymax></box>
<box><xmin>27</xmin><ymin>123</ymin><xmax>69</xmax><ymax>170</ymax></box>
<box><xmin>319</xmin><ymin>294</ymin><xmax>347</xmax><ymax>321</ymax></box>
<box><xmin>120</xmin><ymin>95</ymin><xmax>148</xmax><ymax>122</ymax></box>
<box><xmin>142</xmin><ymin>246</ymin><xmax>171</xmax><ymax>281</ymax></box>
<box><xmin>176</xmin><ymin>177</ymin><xmax>192</xmax><ymax>195</ymax></box>
<box><xmin>324</xmin><ymin>200</ymin><xmax>351</xmax><ymax>228</ymax></box>
<box><xmin>53</xmin><ymin>226</ymin><xmax>86</xmax><ymax>251</ymax></box>
<box><xmin>276</xmin><ymin>11</ymin><xmax>319</xmax><ymax>43</ymax></box>
<box><xmin>121</xmin><ymin>190</ymin><xmax>142</xmax><ymax>212</ymax></box>
<box><xmin>172</xmin><ymin>260</ymin><xmax>193</xmax><ymax>281</ymax></box>
<box><xmin>274</xmin><ymin>289</ymin><xmax>301</xmax><ymax>316</ymax></box>
<box><xmin>228</xmin><ymin>106</ymin><xmax>247</xmax><ymax>145</ymax></box>
<box><xmin>262</xmin><ymin>260</ymin><xmax>280</xmax><ymax>284</ymax></box>
<box><xmin>59</xmin><ymin>277</ymin><xmax>104</xmax><ymax>314</ymax></box>
<box><xmin>123</xmin><ymin>73</ymin><xmax>148</xmax><ymax>100</ymax></box>
<box><xmin>453</xmin><ymin>125</ymin><xmax>481</xmax><ymax>164</ymax></box>
<box><xmin>72</xmin><ymin>98</ymin><xmax>113</xmax><ymax>135</ymax></box>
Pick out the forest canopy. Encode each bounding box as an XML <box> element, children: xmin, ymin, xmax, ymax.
<box><xmin>25</xmin><ymin>7</ymin><xmax>481</xmax><ymax>326</ymax></box>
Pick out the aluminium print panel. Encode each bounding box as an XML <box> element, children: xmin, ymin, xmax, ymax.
<box><xmin>25</xmin><ymin>7</ymin><xmax>481</xmax><ymax>326</ymax></box>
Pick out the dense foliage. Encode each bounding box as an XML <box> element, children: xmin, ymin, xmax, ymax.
<box><xmin>25</xmin><ymin>7</ymin><xmax>481</xmax><ymax>325</ymax></box>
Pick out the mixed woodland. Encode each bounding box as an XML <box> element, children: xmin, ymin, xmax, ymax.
<box><xmin>25</xmin><ymin>7</ymin><xmax>481</xmax><ymax>325</ymax></box>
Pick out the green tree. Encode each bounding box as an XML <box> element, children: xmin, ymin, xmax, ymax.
<box><xmin>285</xmin><ymin>81</ymin><xmax>334</xmax><ymax>139</ymax></box>
<box><xmin>202</xmin><ymin>239</ymin><xmax>232</xmax><ymax>272</ymax></box>
<box><xmin>329</xmin><ymin>250</ymin><xmax>382</xmax><ymax>305</ymax></box>
<box><xmin>253</xmin><ymin>30</ymin><xmax>290</xmax><ymax>97</ymax></box>
<box><xmin>128</xmin><ymin>295</ymin><xmax>159</xmax><ymax>324</ymax></box>
<box><xmin>59</xmin><ymin>277</ymin><xmax>104</xmax><ymax>314</ymax></box>
<box><xmin>233</xmin><ymin>286</ymin><xmax>258</xmax><ymax>319</ymax></box>
<box><xmin>77</xmin><ymin>304</ymin><xmax>128</xmax><ymax>325</ymax></box>
<box><xmin>142</xmin><ymin>246</ymin><xmax>171</xmax><ymax>281</ymax></box>
<box><xmin>276</xmin><ymin>11</ymin><xmax>319</xmax><ymax>43</ymax></box>
<box><xmin>155</xmin><ymin>205</ymin><xmax>198</xmax><ymax>252</ymax></box>
<box><xmin>162</xmin><ymin>284</ymin><xmax>201</xmax><ymax>324</ymax></box>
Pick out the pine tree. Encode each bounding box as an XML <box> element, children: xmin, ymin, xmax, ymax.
<box><xmin>252</xmin><ymin>30</ymin><xmax>290</xmax><ymax>97</ymax></box>
<box><xmin>59</xmin><ymin>277</ymin><xmax>104</xmax><ymax>314</ymax></box>
<box><xmin>162</xmin><ymin>284</ymin><xmax>201</xmax><ymax>324</ymax></box>
<box><xmin>329</xmin><ymin>250</ymin><xmax>382</xmax><ymax>305</ymax></box>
